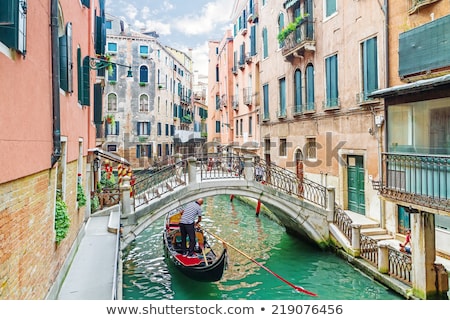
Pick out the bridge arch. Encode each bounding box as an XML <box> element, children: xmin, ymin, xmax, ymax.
<box><xmin>121</xmin><ymin>179</ymin><xmax>330</xmax><ymax>249</ymax></box>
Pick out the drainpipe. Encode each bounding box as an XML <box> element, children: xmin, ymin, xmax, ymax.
<box><xmin>50</xmin><ymin>0</ymin><xmax>61</xmax><ymax>167</ymax></box>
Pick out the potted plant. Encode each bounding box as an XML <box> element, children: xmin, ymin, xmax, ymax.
<box><xmin>105</xmin><ymin>114</ymin><xmax>115</xmax><ymax>125</ymax></box>
<box><xmin>277</xmin><ymin>14</ymin><xmax>309</xmax><ymax>43</ymax></box>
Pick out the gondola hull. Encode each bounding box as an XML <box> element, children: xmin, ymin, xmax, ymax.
<box><xmin>163</xmin><ymin>212</ymin><xmax>227</xmax><ymax>282</ymax></box>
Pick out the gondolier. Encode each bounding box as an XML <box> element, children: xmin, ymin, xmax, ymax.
<box><xmin>180</xmin><ymin>198</ymin><xmax>203</xmax><ymax>257</ymax></box>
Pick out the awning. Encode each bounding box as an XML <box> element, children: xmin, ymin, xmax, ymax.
<box><xmin>368</xmin><ymin>74</ymin><xmax>450</xmax><ymax>99</ymax></box>
<box><xmin>88</xmin><ymin>148</ymin><xmax>130</xmax><ymax>166</ymax></box>
<box><xmin>284</xmin><ymin>0</ymin><xmax>299</xmax><ymax>10</ymax></box>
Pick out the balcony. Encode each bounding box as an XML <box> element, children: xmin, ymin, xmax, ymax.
<box><xmin>408</xmin><ymin>0</ymin><xmax>441</xmax><ymax>14</ymax></box>
<box><xmin>277</xmin><ymin>109</ymin><xmax>287</xmax><ymax>119</ymax></box>
<box><xmin>232</xmin><ymin>95</ymin><xmax>239</xmax><ymax>110</ymax></box>
<box><xmin>243</xmin><ymin>87</ymin><xmax>252</xmax><ymax>105</ymax></box>
<box><xmin>220</xmin><ymin>94</ymin><xmax>228</xmax><ymax>107</ymax></box>
<box><xmin>372</xmin><ymin>152</ymin><xmax>450</xmax><ymax>211</ymax></box>
<box><xmin>281</xmin><ymin>20</ymin><xmax>315</xmax><ymax>60</ymax></box>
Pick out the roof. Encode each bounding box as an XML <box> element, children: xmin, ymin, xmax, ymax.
<box><xmin>88</xmin><ymin>148</ymin><xmax>130</xmax><ymax>166</ymax></box>
<box><xmin>369</xmin><ymin>74</ymin><xmax>450</xmax><ymax>98</ymax></box>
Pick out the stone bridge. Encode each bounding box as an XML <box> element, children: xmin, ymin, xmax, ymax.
<box><xmin>119</xmin><ymin>155</ymin><xmax>336</xmax><ymax>250</ymax></box>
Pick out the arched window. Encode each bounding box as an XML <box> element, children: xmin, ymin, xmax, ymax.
<box><xmin>294</xmin><ymin>69</ymin><xmax>302</xmax><ymax>113</ymax></box>
<box><xmin>305</xmin><ymin>64</ymin><xmax>315</xmax><ymax>111</ymax></box>
<box><xmin>139</xmin><ymin>94</ymin><xmax>149</xmax><ymax>112</ymax></box>
<box><xmin>139</xmin><ymin>65</ymin><xmax>149</xmax><ymax>83</ymax></box>
<box><xmin>107</xmin><ymin>93</ymin><xmax>117</xmax><ymax>112</ymax></box>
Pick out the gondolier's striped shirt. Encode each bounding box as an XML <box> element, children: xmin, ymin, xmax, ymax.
<box><xmin>180</xmin><ymin>201</ymin><xmax>202</xmax><ymax>224</ymax></box>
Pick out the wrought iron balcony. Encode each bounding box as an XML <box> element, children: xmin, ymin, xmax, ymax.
<box><xmin>281</xmin><ymin>20</ymin><xmax>315</xmax><ymax>59</ymax></box>
<box><xmin>372</xmin><ymin>152</ymin><xmax>450</xmax><ymax>210</ymax></box>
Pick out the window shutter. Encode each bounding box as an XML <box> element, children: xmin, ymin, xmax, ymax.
<box><xmin>147</xmin><ymin>122</ymin><xmax>151</xmax><ymax>135</ymax></box>
<box><xmin>136</xmin><ymin>145</ymin><xmax>141</xmax><ymax>158</ymax></box>
<box><xmin>93</xmin><ymin>84</ymin><xmax>103</xmax><ymax>124</ymax></box>
<box><xmin>137</xmin><ymin>122</ymin><xmax>141</xmax><ymax>136</ymax></box>
<box><xmin>115</xmin><ymin>121</ymin><xmax>119</xmax><ymax>135</ymax></box>
<box><xmin>81</xmin><ymin>56</ymin><xmax>91</xmax><ymax>106</ymax></box>
<box><xmin>59</xmin><ymin>35</ymin><xmax>69</xmax><ymax>92</ymax></box>
<box><xmin>0</xmin><ymin>0</ymin><xmax>27</xmax><ymax>54</ymax></box>
<box><xmin>81</xmin><ymin>0</ymin><xmax>91</xmax><ymax>8</ymax></box>
<box><xmin>95</xmin><ymin>15</ymin><xmax>106</xmax><ymax>56</ymax></box>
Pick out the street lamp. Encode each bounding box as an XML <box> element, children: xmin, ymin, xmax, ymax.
<box><xmin>88</xmin><ymin>56</ymin><xmax>133</xmax><ymax>78</ymax></box>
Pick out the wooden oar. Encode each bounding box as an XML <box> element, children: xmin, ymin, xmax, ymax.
<box><xmin>202</xmin><ymin>228</ymin><xmax>317</xmax><ymax>297</ymax></box>
<box><xmin>200</xmin><ymin>243</ymin><xmax>209</xmax><ymax>265</ymax></box>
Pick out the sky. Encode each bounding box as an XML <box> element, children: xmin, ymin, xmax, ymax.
<box><xmin>105</xmin><ymin>0</ymin><xmax>236</xmax><ymax>77</ymax></box>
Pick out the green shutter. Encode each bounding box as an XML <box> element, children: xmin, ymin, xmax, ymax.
<box><xmin>77</xmin><ymin>49</ymin><xmax>82</xmax><ymax>104</ymax></box>
<box><xmin>59</xmin><ymin>35</ymin><xmax>69</xmax><ymax>92</ymax></box>
<box><xmin>263</xmin><ymin>28</ymin><xmax>268</xmax><ymax>58</ymax></box>
<box><xmin>93</xmin><ymin>84</ymin><xmax>103</xmax><ymax>124</ymax></box>
<box><xmin>295</xmin><ymin>70</ymin><xmax>302</xmax><ymax>109</ymax></box>
<box><xmin>95</xmin><ymin>15</ymin><xmax>106</xmax><ymax>55</ymax></box>
<box><xmin>81</xmin><ymin>0</ymin><xmax>90</xmax><ymax>8</ymax></box>
<box><xmin>0</xmin><ymin>0</ymin><xmax>27</xmax><ymax>53</ymax></box>
<box><xmin>81</xmin><ymin>56</ymin><xmax>91</xmax><ymax>106</ymax></box>
<box><xmin>250</xmin><ymin>25</ymin><xmax>256</xmax><ymax>56</ymax></box>
<box><xmin>306</xmin><ymin>64</ymin><xmax>314</xmax><ymax>110</ymax></box>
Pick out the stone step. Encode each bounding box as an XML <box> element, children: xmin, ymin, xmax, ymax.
<box><xmin>367</xmin><ymin>234</ymin><xmax>394</xmax><ymax>241</ymax></box>
<box><xmin>361</xmin><ymin>227</ymin><xmax>389</xmax><ymax>236</ymax></box>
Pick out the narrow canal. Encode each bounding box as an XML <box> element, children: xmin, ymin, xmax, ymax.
<box><xmin>122</xmin><ymin>195</ymin><xmax>403</xmax><ymax>300</ymax></box>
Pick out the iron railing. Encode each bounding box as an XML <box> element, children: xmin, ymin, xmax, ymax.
<box><xmin>132</xmin><ymin>161</ymin><xmax>187</xmax><ymax>209</ymax></box>
<box><xmin>376</xmin><ymin>152</ymin><xmax>450</xmax><ymax>210</ymax></box>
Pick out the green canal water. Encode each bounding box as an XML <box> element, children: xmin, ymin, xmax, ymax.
<box><xmin>122</xmin><ymin>195</ymin><xmax>403</xmax><ymax>300</ymax></box>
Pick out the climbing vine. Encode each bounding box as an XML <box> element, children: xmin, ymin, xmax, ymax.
<box><xmin>55</xmin><ymin>190</ymin><xmax>70</xmax><ymax>244</ymax></box>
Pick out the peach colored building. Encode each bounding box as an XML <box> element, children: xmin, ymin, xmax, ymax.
<box><xmin>0</xmin><ymin>0</ymin><xmax>103</xmax><ymax>299</ymax></box>
<box><xmin>257</xmin><ymin>0</ymin><xmax>386</xmax><ymax>222</ymax></box>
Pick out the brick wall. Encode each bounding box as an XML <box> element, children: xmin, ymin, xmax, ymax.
<box><xmin>0</xmin><ymin>160</ymin><xmax>86</xmax><ymax>299</ymax></box>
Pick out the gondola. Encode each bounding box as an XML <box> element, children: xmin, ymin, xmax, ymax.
<box><xmin>163</xmin><ymin>210</ymin><xmax>228</xmax><ymax>282</ymax></box>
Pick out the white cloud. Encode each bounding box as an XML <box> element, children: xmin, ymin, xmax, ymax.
<box><xmin>172</xmin><ymin>1</ymin><xmax>233</xmax><ymax>36</ymax></box>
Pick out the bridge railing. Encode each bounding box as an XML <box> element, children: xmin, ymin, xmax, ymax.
<box><xmin>132</xmin><ymin>160</ymin><xmax>188</xmax><ymax>210</ymax></box>
<box><xmin>198</xmin><ymin>154</ymin><xmax>245</xmax><ymax>180</ymax></box>
<box><xmin>257</xmin><ymin>159</ymin><xmax>327</xmax><ymax>208</ymax></box>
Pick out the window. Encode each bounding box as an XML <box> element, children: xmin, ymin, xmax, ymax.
<box><xmin>279</xmin><ymin>77</ymin><xmax>286</xmax><ymax>117</ymax></box>
<box><xmin>139</xmin><ymin>45</ymin><xmax>149</xmax><ymax>56</ymax></box>
<box><xmin>361</xmin><ymin>37</ymin><xmax>378</xmax><ymax>100</ymax></box>
<box><xmin>137</xmin><ymin>122</ymin><xmax>150</xmax><ymax>136</ymax></box>
<box><xmin>107</xmin><ymin>144</ymin><xmax>117</xmax><ymax>152</ymax></box>
<box><xmin>157</xmin><ymin>144</ymin><xmax>162</xmax><ymax>157</ymax></box>
<box><xmin>240</xmin><ymin>119</ymin><xmax>243</xmax><ymax>136</ymax></box>
<box><xmin>157</xmin><ymin>122</ymin><xmax>162</xmax><ymax>136</ymax></box>
<box><xmin>165</xmin><ymin>123</ymin><xmax>169</xmax><ymax>136</ymax></box>
<box><xmin>249</xmin><ymin>116</ymin><xmax>253</xmax><ymax>136</ymax></box>
<box><xmin>235</xmin><ymin>120</ymin><xmax>239</xmax><ymax>136</ymax></box>
<box><xmin>106</xmin><ymin>121</ymin><xmax>119</xmax><ymax>136</ymax></box>
<box><xmin>294</xmin><ymin>69</ymin><xmax>302</xmax><ymax>113</ymax></box>
<box><xmin>216</xmin><ymin>95</ymin><xmax>220</xmax><ymax>110</ymax></box>
<box><xmin>215</xmin><ymin>121</ymin><xmax>221</xmax><ymax>133</ymax></box>
<box><xmin>306</xmin><ymin>138</ymin><xmax>317</xmax><ymax>160</ymax></box>
<box><xmin>278</xmin><ymin>13</ymin><xmax>285</xmax><ymax>47</ymax></box>
<box><xmin>264</xmin><ymin>138</ymin><xmax>270</xmax><ymax>154</ymax></box>
<box><xmin>136</xmin><ymin>145</ymin><xmax>152</xmax><ymax>158</ymax></box>
<box><xmin>108</xmin><ymin>64</ymin><xmax>117</xmax><ymax>82</ymax></box>
<box><xmin>397</xmin><ymin>206</ymin><xmax>411</xmax><ymax>234</ymax></box>
<box><xmin>59</xmin><ymin>23</ymin><xmax>73</xmax><ymax>93</ymax></box>
<box><xmin>325</xmin><ymin>0</ymin><xmax>337</xmax><ymax>18</ymax></box>
<box><xmin>263</xmin><ymin>84</ymin><xmax>269</xmax><ymax>119</ymax></box>
<box><xmin>262</xmin><ymin>27</ymin><xmax>268</xmax><ymax>59</ymax></box>
<box><xmin>139</xmin><ymin>94</ymin><xmax>149</xmax><ymax>112</ymax></box>
<box><xmin>305</xmin><ymin>64</ymin><xmax>315</xmax><ymax>111</ymax></box>
<box><xmin>105</xmin><ymin>20</ymin><xmax>112</xmax><ymax>29</ymax></box>
<box><xmin>250</xmin><ymin>25</ymin><xmax>257</xmax><ymax>56</ymax></box>
<box><xmin>107</xmin><ymin>42</ymin><xmax>118</xmax><ymax>54</ymax></box>
<box><xmin>0</xmin><ymin>0</ymin><xmax>27</xmax><ymax>54</ymax></box>
<box><xmin>325</xmin><ymin>54</ymin><xmax>339</xmax><ymax>108</ymax></box>
<box><xmin>140</xmin><ymin>65</ymin><xmax>149</xmax><ymax>83</ymax></box>
<box><xmin>107</xmin><ymin>93</ymin><xmax>117</xmax><ymax>111</ymax></box>
<box><xmin>279</xmin><ymin>139</ymin><xmax>287</xmax><ymax>157</ymax></box>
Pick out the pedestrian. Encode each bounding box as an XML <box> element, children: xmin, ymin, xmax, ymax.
<box><xmin>179</xmin><ymin>198</ymin><xmax>203</xmax><ymax>257</ymax></box>
<box><xmin>399</xmin><ymin>229</ymin><xmax>411</xmax><ymax>254</ymax></box>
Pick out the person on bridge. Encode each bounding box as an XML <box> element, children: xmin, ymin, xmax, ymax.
<box><xmin>179</xmin><ymin>198</ymin><xmax>203</xmax><ymax>257</ymax></box>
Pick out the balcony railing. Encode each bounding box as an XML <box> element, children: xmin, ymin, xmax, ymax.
<box><xmin>281</xmin><ymin>20</ymin><xmax>315</xmax><ymax>59</ymax></box>
<box><xmin>373</xmin><ymin>152</ymin><xmax>450</xmax><ymax>210</ymax></box>
<box><xmin>243</xmin><ymin>87</ymin><xmax>252</xmax><ymax>105</ymax></box>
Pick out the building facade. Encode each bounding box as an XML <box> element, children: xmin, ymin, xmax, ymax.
<box><xmin>102</xmin><ymin>15</ymin><xmax>197</xmax><ymax>168</ymax></box>
<box><xmin>0</xmin><ymin>0</ymin><xmax>103</xmax><ymax>299</ymax></box>
<box><xmin>370</xmin><ymin>1</ymin><xmax>450</xmax><ymax>299</ymax></box>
